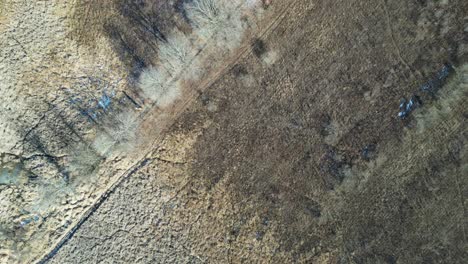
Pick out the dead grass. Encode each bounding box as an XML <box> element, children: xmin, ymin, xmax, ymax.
<box><xmin>0</xmin><ymin>0</ymin><xmax>9</xmax><ymax>27</ymax></box>
<box><xmin>414</xmin><ymin>64</ymin><xmax>468</xmax><ymax>133</ymax></box>
<box><xmin>69</xmin><ymin>0</ymin><xmax>116</xmax><ymax>46</ymax></box>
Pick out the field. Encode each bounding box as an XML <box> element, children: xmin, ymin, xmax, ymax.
<box><xmin>0</xmin><ymin>0</ymin><xmax>467</xmax><ymax>263</ymax></box>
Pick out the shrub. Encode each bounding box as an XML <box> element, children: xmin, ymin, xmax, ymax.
<box><xmin>138</xmin><ymin>32</ymin><xmax>195</xmax><ymax>107</ymax></box>
<box><xmin>138</xmin><ymin>0</ymin><xmax>256</xmax><ymax>105</ymax></box>
<box><xmin>251</xmin><ymin>38</ymin><xmax>267</xmax><ymax>57</ymax></box>
<box><xmin>185</xmin><ymin>0</ymin><xmax>247</xmax><ymax>50</ymax></box>
<box><xmin>185</xmin><ymin>0</ymin><xmax>220</xmax><ymax>26</ymax></box>
<box><xmin>158</xmin><ymin>32</ymin><xmax>197</xmax><ymax>76</ymax></box>
<box><xmin>109</xmin><ymin>111</ymin><xmax>140</xmax><ymax>144</ymax></box>
<box><xmin>92</xmin><ymin>133</ymin><xmax>115</xmax><ymax>157</ymax></box>
<box><xmin>139</xmin><ymin>67</ymin><xmax>182</xmax><ymax>107</ymax></box>
<box><xmin>67</xmin><ymin>143</ymin><xmax>101</xmax><ymax>180</ymax></box>
<box><xmin>91</xmin><ymin>111</ymin><xmax>141</xmax><ymax>157</ymax></box>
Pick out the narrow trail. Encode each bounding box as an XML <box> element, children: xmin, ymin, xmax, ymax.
<box><xmin>34</xmin><ymin>1</ymin><xmax>299</xmax><ymax>263</ymax></box>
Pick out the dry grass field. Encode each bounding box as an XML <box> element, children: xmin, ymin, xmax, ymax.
<box><xmin>0</xmin><ymin>0</ymin><xmax>467</xmax><ymax>263</ymax></box>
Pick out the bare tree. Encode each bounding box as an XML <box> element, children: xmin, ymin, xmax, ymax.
<box><xmin>138</xmin><ymin>0</ymin><xmax>261</xmax><ymax>106</ymax></box>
